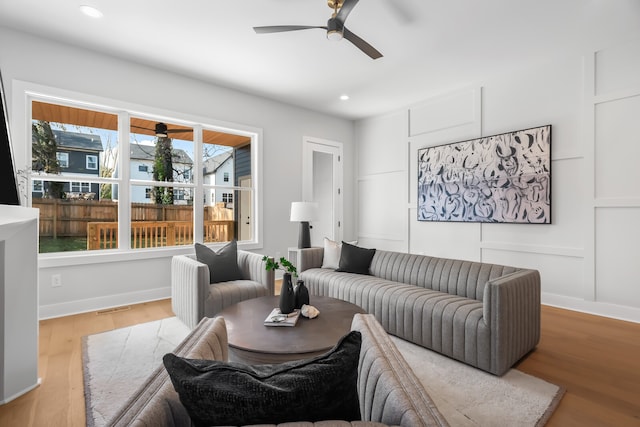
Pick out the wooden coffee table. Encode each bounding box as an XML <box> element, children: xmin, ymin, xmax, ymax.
<box><xmin>217</xmin><ymin>295</ymin><xmax>366</xmax><ymax>364</ymax></box>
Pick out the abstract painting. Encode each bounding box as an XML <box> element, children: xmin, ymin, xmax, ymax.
<box><xmin>418</xmin><ymin>125</ymin><xmax>551</xmax><ymax>223</ymax></box>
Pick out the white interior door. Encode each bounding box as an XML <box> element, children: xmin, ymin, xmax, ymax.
<box><xmin>238</xmin><ymin>176</ymin><xmax>251</xmax><ymax>241</ymax></box>
<box><xmin>302</xmin><ymin>137</ymin><xmax>343</xmax><ymax>247</ymax></box>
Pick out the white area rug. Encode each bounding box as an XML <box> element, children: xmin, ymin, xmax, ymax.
<box><xmin>82</xmin><ymin>317</ymin><xmax>563</xmax><ymax>426</ymax></box>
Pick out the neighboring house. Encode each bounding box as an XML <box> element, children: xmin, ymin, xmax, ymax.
<box><xmin>109</xmin><ymin>142</ymin><xmax>194</xmax><ymax>204</ymax></box>
<box><xmin>203</xmin><ymin>151</ymin><xmax>234</xmax><ymax>207</ymax></box>
<box><xmin>32</xmin><ymin>129</ymin><xmax>103</xmax><ymax>199</ymax></box>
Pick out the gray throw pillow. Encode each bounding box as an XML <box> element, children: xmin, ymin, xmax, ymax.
<box><xmin>194</xmin><ymin>240</ymin><xmax>242</xmax><ymax>284</ymax></box>
<box><xmin>336</xmin><ymin>241</ymin><xmax>376</xmax><ymax>275</ymax></box>
<box><xmin>163</xmin><ymin>331</ymin><xmax>362</xmax><ymax>426</ymax></box>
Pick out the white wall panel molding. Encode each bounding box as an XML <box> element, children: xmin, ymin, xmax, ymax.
<box><xmin>480</xmin><ymin>241</ymin><xmax>584</xmax><ymax>258</ymax></box>
<box><xmin>588</xmin><ymin>37</ymin><xmax>640</xmax><ymax>309</ymax></box>
<box><xmin>595</xmin><ymin>199</ymin><xmax>640</xmax><ymax>208</ymax></box>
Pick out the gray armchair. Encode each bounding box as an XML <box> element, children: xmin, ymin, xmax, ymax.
<box><xmin>171</xmin><ymin>250</ymin><xmax>275</xmax><ymax>329</ymax></box>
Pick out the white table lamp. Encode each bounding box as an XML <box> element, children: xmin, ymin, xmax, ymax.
<box><xmin>290</xmin><ymin>202</ymin><xmax>318</xmax><ymax>249</ymax></box>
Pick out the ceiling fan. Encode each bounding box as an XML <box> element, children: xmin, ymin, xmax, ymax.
<box><xmin>131</xmin><ymin>122</ymin><xmax>192</xmax><ymax>138</ymax></box>
<box><xmin>253</xmin><ymin>0</ymin><xmax>382</xmax><ymax>60</ymax></box>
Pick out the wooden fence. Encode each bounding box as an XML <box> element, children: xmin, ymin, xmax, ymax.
<box><xmin>87</xmin><ymin>220</ymin><xmax>235</xmax><ymax>250</ymax></box>
<box><xmin>33</xmin><ymin>199</ymin><xmax>233</xmax><ymax>238</ymax></box>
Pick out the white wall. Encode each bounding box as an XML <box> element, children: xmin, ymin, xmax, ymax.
<box><xmin>355</xmin><ymin>39</ymin><xmax>640</xmax><ymax>323</ymax></box>
<box><xmin>0</xmin><ymin>26</ymin><xmax>355</xmax><ymax>318</ymax></box>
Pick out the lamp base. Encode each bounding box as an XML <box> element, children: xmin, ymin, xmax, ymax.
<box><xmin>298</xmin><ymin>221</ymin><xmax>311</xmax><ymax>249</ymax></box>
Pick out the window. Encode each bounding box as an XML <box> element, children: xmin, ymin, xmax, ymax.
<box><xmin>71</xmin><ymin>182</ymin><xmax>91</xmax><ymax>193</ymax></box>
<box><xmin>223</xmin><ymin>172</ymin><xmax>229</xmax><ymax>182</ymax></box>
<box><xmin>56</xmin><ymin>152</ymin><xmax>69</xmax><ymax>168</ymax></box>
<box><xmin>28</xmin><ymin>96</ymin><xmax>260</xmax><ymax>255</ymax></box>
<box><xmin>32</xmin><ymin>180</ymin><xmax>43</xmax><ymax>193</ymax></box>
<box><xmin>86</xmin><ymin>155</ymin><xmax>98</xmax><ymax>170</ymax></box>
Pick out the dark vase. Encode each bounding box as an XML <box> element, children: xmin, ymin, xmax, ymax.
<box><xmin>294</xmin><ymin>279</ymin><xmax>310</xmax><ymax>309</ymax></box>
<box><xmin>279</xmin><ymin>273</ymin><xmax>296</xmax><ymax>314</ymax></box>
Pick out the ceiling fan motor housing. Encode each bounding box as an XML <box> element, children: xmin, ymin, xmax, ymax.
<box><xmin>155</xmin><ymin>122</ymin><xmax>168</xmax><ymax>137</ymax></box>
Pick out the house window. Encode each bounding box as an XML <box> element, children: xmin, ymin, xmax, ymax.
<box><xmin>56</xmin><ymin>152</ymin><xmax>69</xmax><ymax>168</ymax></box>
<box><xmin>28</xmin><ymin>95</ymin><xmax>260</xmax><ymax>256</ymax></box>
<box><xmin>32</xmin><ymin>180</ymin><xmax>43</xmax><ymax>193</ymax></box>
<box><xmin>222</xmin><ymin>192</ymin><xmax>233</xmax><ymax>203</ymax></box>
<box><xmin>86</xmin><ymin>155</ymin><xmax>98</xmax><ymax>170</ymax></box>
<box><xmin>223</xmin><ymin>172</ymin><xmax>229</xmax><ymax>182</ymax></box>
<box><xmin>71</xmin><ymin>182</ymin><xmax>91</xmax><ymax>193</ymax></box>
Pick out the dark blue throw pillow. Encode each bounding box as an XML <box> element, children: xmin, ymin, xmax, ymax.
<box><xmin>163</xmin><ymin>331</ymin><xmax>362</xmax><ymax>426</ymax></box>
<box><xmin>194</xmin><ymin>240</ymin><xmax>242</xmax><ymax>284</ymax></box>
<box><xmin>336</xmin><ymin>241</ymin><xmax>376</xmax><ymax>275</ymax></box>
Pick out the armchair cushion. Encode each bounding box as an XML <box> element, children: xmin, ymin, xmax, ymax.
<box><xmin>163</xmin><ymin>331</ymin><xmax>362</xmax><ymax>426</ymax></box>
<box><xmin>195</xmin><ymin>241</ymin><xmax>242</xmax><ymax>284</ymax></box>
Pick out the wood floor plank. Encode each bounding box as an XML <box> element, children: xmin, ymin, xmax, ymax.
<box><xmin>0</xmin><ymin>299</ymin><xmax>638</xmax><ymax>426</ymax></box>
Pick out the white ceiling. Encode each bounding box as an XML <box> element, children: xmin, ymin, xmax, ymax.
<box><xmin>1</xmin><ymin>0</ymin><xmax>639</xmax><ymax>120</ymax></box>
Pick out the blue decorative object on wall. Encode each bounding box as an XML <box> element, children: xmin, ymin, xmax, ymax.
<box><xmin>418</xmin><ymin>125</ymin><xmax>551</xmax><ymax>224</ymax></box>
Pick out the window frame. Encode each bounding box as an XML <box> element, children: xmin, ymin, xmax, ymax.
<box><xmin>56</xmin><ymin>152</ymin><xmax>69</xmax><ymax>168</ymax></box>
<box><xmin>86</xmin><ymin>154</ymin><xmax>98</xmax><ymax>170</ymax></box>
<box><xmin>15</xmin><ymin>82</ymin><xmax>263</xmax><ymax>267</ymax></box>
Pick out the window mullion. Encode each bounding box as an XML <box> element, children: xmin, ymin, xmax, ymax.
<box><xmin>118</xmin><ymin>112</ymin><xmax>131</xmax><ymax>250</ymax></box>
<box><xmin>193</xmin><ymin>124</ymin><xmax>204</xmax><ymax>243</ymax></box>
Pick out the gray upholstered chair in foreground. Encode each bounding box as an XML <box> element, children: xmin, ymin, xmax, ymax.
<box><xmin>171</xmin><ymin>250</ymin><xmax>274</xmax><ymax>329</ymax></box>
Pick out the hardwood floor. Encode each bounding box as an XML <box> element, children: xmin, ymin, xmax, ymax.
<box><xmin>0</xmin><ymin>301</ymin><xmax>638</xmax><ymax>426</ymax></box>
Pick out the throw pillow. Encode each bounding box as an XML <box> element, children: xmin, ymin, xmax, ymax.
<box><xmin>336</xmin><ymin>241</ymin><xmax>376</xmax><ymax>275</ymax></box>
<box><xmin>163</xmin><ymin>331</ymin><xmax>362</xmax><ymax>426</ymax></box>
<box><xmin>321</xmin><ymin>237</ymin><xmax>358</xmax><ymax>269</ymax></box>
<box><xmin>194</xmin><ymin>240</ymin><xmax>242</xmax><ymax>284</ymax></box>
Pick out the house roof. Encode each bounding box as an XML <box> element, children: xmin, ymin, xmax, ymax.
<box><xmin>129</xmin><ymin>143</ymin><xmax>193</xmax><ymax>165</ymax></box>
<box><xmin>52</xmin><ymin>129</ymin><xmax>103</xmax><ymax>152</ymax></box>
<box><xmin>203</xmin><ymin>152</ymin><xmax>232</xmax><ymax>175</ymax></box>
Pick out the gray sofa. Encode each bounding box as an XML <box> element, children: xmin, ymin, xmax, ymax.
<box><xmin>171</xmin><ymin>251</ymin><xmax>275</xmax><ymax>329</ymax></box>
<box><xmin>106</xmin><ymin>314</ymin><xmax>449</xmax><ymax>427</ymax></box>
<box><xmin>298</xmin><ymin>247</ymin><xmax>541</xmax><ymax>376</ymax></box>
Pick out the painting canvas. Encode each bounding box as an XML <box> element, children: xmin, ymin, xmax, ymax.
<box><xmin>418</xmin><ymin>125</ymin><xmax>551</xmax><ymax>224</ymax></box>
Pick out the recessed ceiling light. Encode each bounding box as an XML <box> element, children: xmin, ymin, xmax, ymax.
<box><xmin>340</xmin><ymin>94</ymin><xmax>350</xmax><ymax>101</ymax></box>
<box><xmin>80</xmin><ymin>5</ymin><xmax>103</xmax><ymax>18</ymax></box>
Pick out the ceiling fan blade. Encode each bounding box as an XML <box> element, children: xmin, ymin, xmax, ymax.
<box><xmin>166</xmin><ymin>129</ymin><xmax>193</xmax><ymax>134</ymax></box>
<box><xmin>254</xmin><ymin>25</ymin><xmax>326</xmax><ymax>34</ymax></box>
<box><xmin>131</xmin><ymin>125</ymin><xmax>154</xmax><ymax>132</ymax></box>
<box><xmin>336</xmin><ymin>0</ymin><xmax>359</xmax><ymax>23</ymax></box>
<box><xmin>343</xmin><ymin>27</ymin><xmax>383</xmax><ymax>59</ymax></box>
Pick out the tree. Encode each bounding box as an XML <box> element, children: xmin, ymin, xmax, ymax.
<box><xmin>32</xmin><ymin>120</ymin><xmax>64</xmax><ymax>198</ymax></box>
<box><xmin>152</xmin><ymin>136</ymin><xmax>174</xmax><ymax>204</ymax></box>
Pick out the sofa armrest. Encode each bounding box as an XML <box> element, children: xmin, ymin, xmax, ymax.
<box><xmin>352</xmin><ymin>314</ymin><xmax>448</xmax><ymax>427</ymax></box>
<box><xmin>106</xmin><ymin>317</ymin><xmax>229</xmax><ymax>427</ymax></box>
<box><xmin>298</xmin><ymin>247</ymin><xmax>324</xmax><ymax>272</ymax></box>
<box><xmin>237</xmin><ymin>250</ymin><xmax>275</xmax><ymax>295</ymax></box>
<box><xmin>171</xmin><ymin>255</ymin><xmax>209</xmax><ymax>329</ymax></box>
<box><xmin>483</xmin><ymin>269</ymin><xmax>541</xmax><ymax>376</ymax></box>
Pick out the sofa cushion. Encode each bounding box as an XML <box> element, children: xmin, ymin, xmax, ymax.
<box><xmin>322</xmin><ymin>238</ymin><xmax>357</xmax><ymax>269</ymax></box>
<box><xmin>163</xmin><ymin>331</ymin><xmax>362</xmax><ymax>426</ymax></box>
<box><xmin>195</xmin><ymin>240</ymin><xmax>242</xmax><ymax>284</ymax></box>
<box><xmin>337</xmin><ymin>242</ymin><xmax>376</xmax><ymax>275</ymax></box>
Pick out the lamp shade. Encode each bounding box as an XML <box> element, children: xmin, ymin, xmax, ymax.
<box><xmin>290</xmin><ymin>202</ymin><xmax>318</xmax><ymax>222</ymax></box>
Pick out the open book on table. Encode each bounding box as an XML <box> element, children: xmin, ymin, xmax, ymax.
<box><xmin>264</xmin><ymin>308</ymin><xmax>300</xmax><ymax>327</ymax></box>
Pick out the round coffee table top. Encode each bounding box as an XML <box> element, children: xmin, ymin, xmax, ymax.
<box><xmin>217</xmin><ymin>295</ymin><xmax>366</xmax><ymax>364</ymax></box>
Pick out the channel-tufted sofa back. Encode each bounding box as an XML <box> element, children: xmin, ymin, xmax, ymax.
<box><xmin>369</xmin><ymin>250</ymin><xmax>521</xmax><ymax>302</ymax></box>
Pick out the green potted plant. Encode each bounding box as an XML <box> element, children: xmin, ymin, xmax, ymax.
<box><xmin>262</xmin><ymin>256</ymin><xmax>297</xmax><ymax>314</ymax></box>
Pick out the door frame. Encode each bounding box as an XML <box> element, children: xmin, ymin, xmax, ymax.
<box><xmin>302</xmin><ymin>136</ymin><xmax>343</xmax><ymax>245</ymax></box>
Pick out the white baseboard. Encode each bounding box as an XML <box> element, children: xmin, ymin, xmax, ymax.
<box><xmin>542</xmin><ymin>292</ymin><xmax>640</xmax><ymax>324</ymax></box>
<box><xmin>39</xmin><ymin>287</ymin><xmax>171</xmax><ymax>320</ymax></box>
